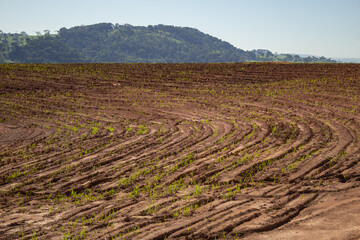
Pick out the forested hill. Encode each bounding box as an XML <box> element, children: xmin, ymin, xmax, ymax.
<box><xmin>0</xmin><ymin>23</ymin><xmax>336</xmax><ymax>63</ymax></box>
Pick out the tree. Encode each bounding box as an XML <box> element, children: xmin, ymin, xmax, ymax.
<box><xmin>9</xmin><ymin>36</ymin><xmax>87</xmax><ymax>63</ymax></box>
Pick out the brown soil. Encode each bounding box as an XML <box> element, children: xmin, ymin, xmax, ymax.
<box><xmin>0</xmin><ymin>63</ymin><xmax>359</xmax><ymax>240</ymax></box>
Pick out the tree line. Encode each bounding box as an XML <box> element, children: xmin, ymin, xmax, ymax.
<box><xmin>0</xmin><ymin>23</ymin><xmax>337</xmax><ymax>63</ymax></box>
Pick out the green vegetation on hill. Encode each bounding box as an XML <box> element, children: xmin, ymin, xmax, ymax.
<box><xmin>0</xmin><ymin>23</ymin><xmax>336</xmax><ymax>63</ymax></box>
<box><xmin>0</xmin><ymin>31</ymin><xmax>32</xmax><ymax>63</ymax></box>
<box><xmin>9</xmin><ymin>35</ymin><xmax>86</xmax><ymax>63</ymax></box>
<box><xmin>57</xmin><ymin>23</ymin><xmax>249</xmax><ymax>63</ymax></box>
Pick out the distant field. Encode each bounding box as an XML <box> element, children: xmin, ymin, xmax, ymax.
<box><xmin>1</xmin><ymin>63</ymin><xmax>360</xmax><ymax>240</ymax></box>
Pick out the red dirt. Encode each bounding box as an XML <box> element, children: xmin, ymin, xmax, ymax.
<box><xmin>0</xmin><ymin>63</ymin><xmax>360</xmax><ymax>239</ymax></box>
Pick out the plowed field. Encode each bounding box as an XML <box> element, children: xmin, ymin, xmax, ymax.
<box><xmin>1</xmin><ymin>63</ymin><xmax>360</xmax><ymax>240</ymax></box>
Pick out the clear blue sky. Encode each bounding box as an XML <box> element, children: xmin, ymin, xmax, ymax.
<box><xmin>1</xmin><ymin>0</ymin><xmax>359</xmax><ymax>58</ymax></box>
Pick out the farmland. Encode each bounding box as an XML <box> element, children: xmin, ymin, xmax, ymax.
<box><xmin>1</xmin><ymin>63</ymin><xmax>360</xmax><ymax>239</ymax></box>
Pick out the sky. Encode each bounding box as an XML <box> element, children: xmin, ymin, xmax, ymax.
<box><xmin>0</xmin><ymin>0</ymin><xmax>359</xmax><ymax>58</ymax></box>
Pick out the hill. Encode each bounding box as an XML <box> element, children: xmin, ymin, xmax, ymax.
<box><xmin>0</xmin><ymin>23</ymin><xmax>336</xmax><ymax>63</ymax></box>
<box><xmin>334</xmin><ymin>58</ymin><xmax>360</xmax><ymax>63</ymax></box>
